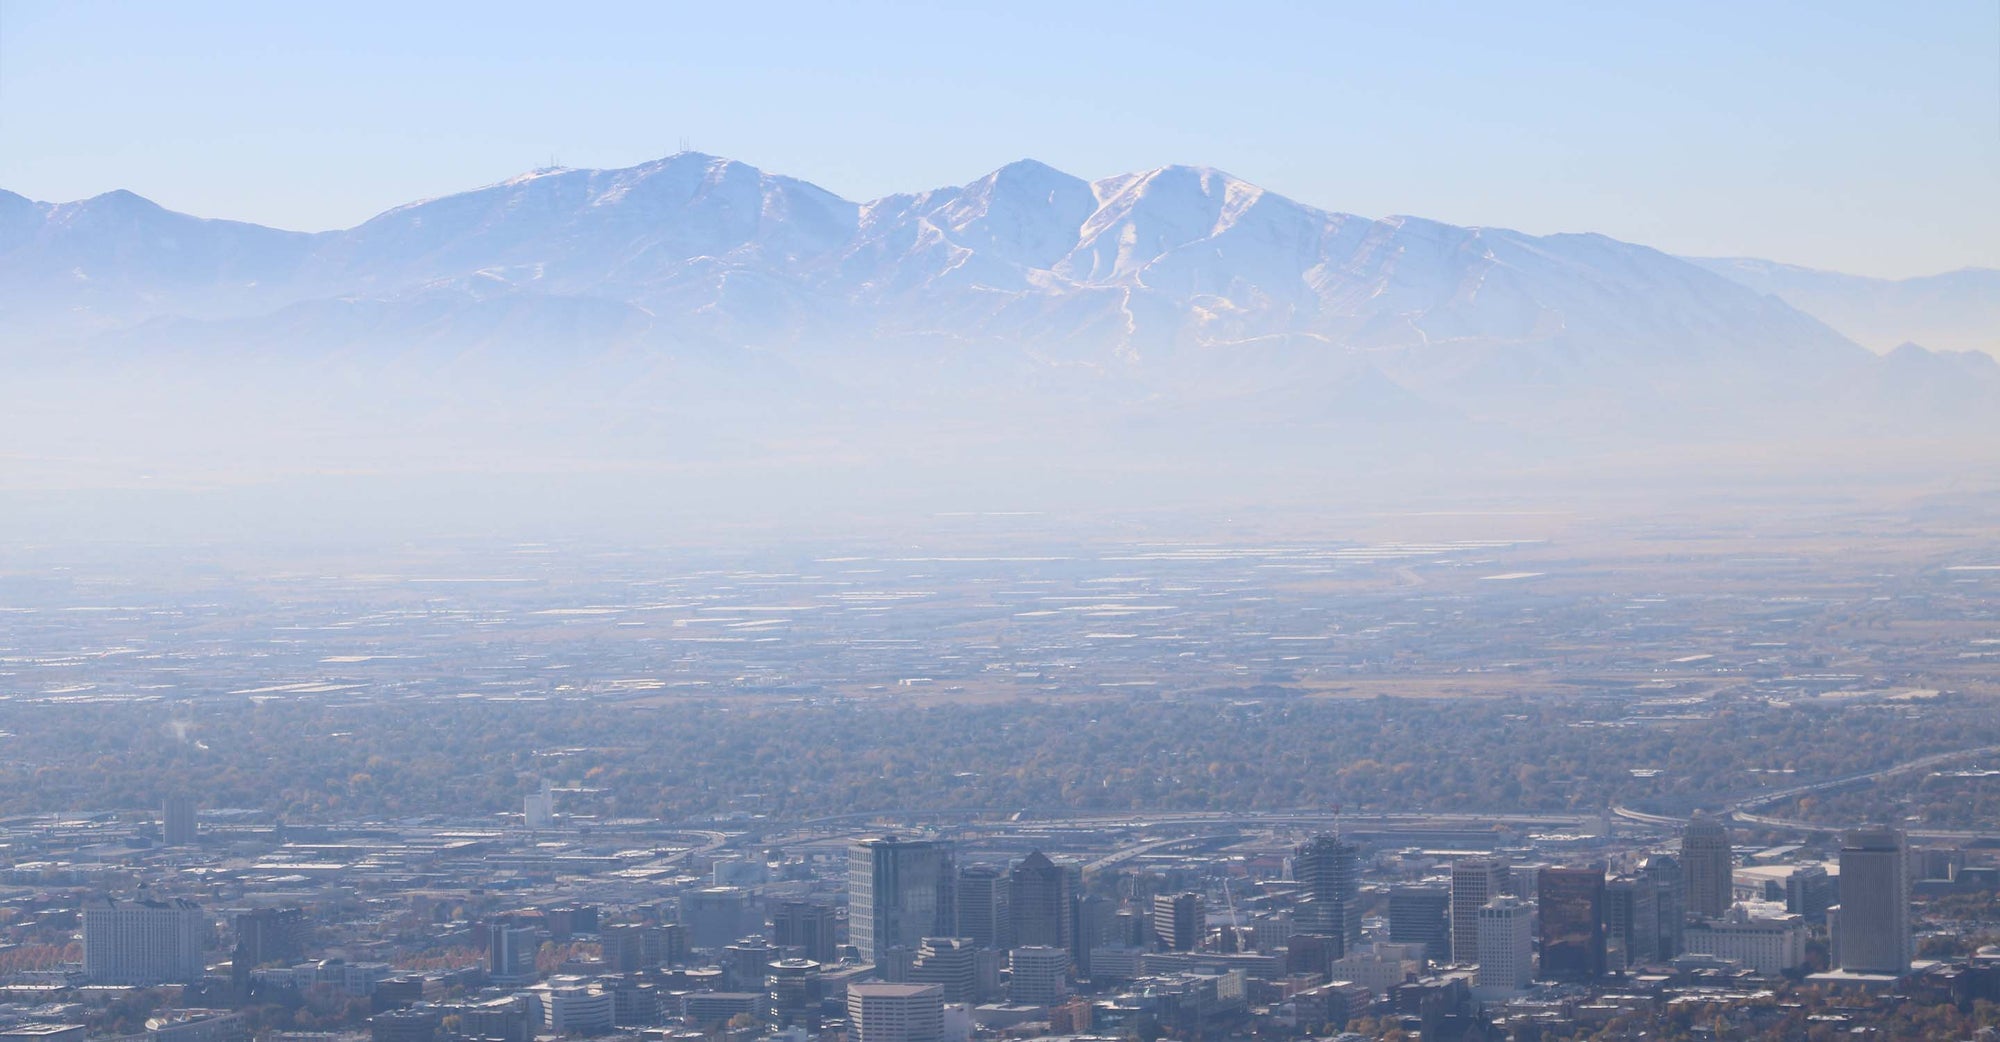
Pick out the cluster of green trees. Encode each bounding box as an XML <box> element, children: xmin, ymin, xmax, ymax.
<box><xmin>3</xmin><ymin>691</ymin><xmax>1998</xmax><ymax>823</ymax></box>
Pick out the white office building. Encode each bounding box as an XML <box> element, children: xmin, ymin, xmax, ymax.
<box><xmin>1329</xmin><ymin>943</ymin><xmax>1424</xmax><ymax>999</ymax></box>
<box><xmin>82</xmin><ymin>895</ymin><xmax>206</xmax><ymax>984</ymax></box>
<box><xmin>848</xmin><ymin>983</ymin><xmax>944</xmax><ymax>1042</ymax></box>
<box><xmin>1684</xmin><ymin>907</ymin><xmax>1806</xmax><ymax>976</ymax></box>
<box><xmin>530</xmin><ymin>981</ymin><xmax>614</xmax><ymax>1036</ymax></box>
<box><xmin>1006</xmin><ymin>946</ymin><xmax>1070</xmax><ymax>1006</ymax></box>
<box><xmin>1474</xmin><ymin>897</ymin><xmax>1533</xmax><ymax>999</ymax></box>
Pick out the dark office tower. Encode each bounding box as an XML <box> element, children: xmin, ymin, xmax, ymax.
<box><xmin>937</xmin><ymin>861</ymin><xmax>958</xmax><ymax>938</ymax></box>
<box><xmin>1641</xmin><ymin>855</ymin><xmax>1685</xmax><ymax>960</ymax></box>
<box><xmin>722</xmin><ymin>940</ymin><xmax>776</xmax><ymax>992</ymax></box>
<box><xmin>1009</xmin><ymin>852</ymin><xmax>1072</xmax><ymax>950</ymax></box>
<box><xmin>545</xmin><ymin>904</ymin><xmax>597</xmax><ymax>938</ymax></box>
<box><xmin>1680</xmin><ymin>814</ymin><xmax>1733</xmax><ymax>921</ymax></box>
<box><xmin>1387</xmin><ymin>886</ymin><xmax>1450</xmax><ymax>966</ymax></box>
<box><xmin>1292</xmin><ymin>835</ymin><xmax>1362</xmax><ymax>957</ymax></box>
<box><xmin>910</xmin><ymin>937</ymin><xmax>978</xmax><ymax>1002</ymax></box>
<box><xmin>1537</xmin><ymin>867</ymin><xmax>1607</xmax><ymax>982</ymax></box>
<box><xmin>1913</xmin><ymin>846</ymin><xmax>1965</xmax><ymax>882</ymax></box>
<box><xmin>851</xmin><ymin>837</ymin><xmax>956</xmax><ymax>964</ymax></box>
<box><xmin>681</xmin><ymin>887</ymin><xmax>753</xmax><ymax>949</ymax></box>
<box><xmin>1152</xmin><ymin>893</ymin><xmax>1204</xmax><ymax>952</ymax></box>
<box><xmin>1449</xmin><ymin>859</ymin><xmax>1509</xmax><ymax>965</ymax></box>
<box><xmin>1060</xmin><ymin>863</ymin><xmax>1084</xmax><ymax>944</ymax></box>
<box><xmin>488</xmin><ymin>921</ymin><xmax>540</xmax><ymax>984</ymax></box>
<box><xmin>1070</xmin><ymin>894</ymin><xmax>1114</xmax><ymax>975</ymax></box>
<box><xmin>1785</xmin><ymin>864</ymin><xmax>1835</xmax><ymax>924</ymax></box>
<box><xmin>879</xmin><ymin>945</ymin><xmax>917</xmax><ymax>983</ymax></box>
<box><xmin>1113</xmin><ymin>908</ymin><xmax>1149</xmax><ymax>947</ymax></box>
<box><xmin>771</xmin><ymin>901</ymin><xmax>840</xmax><ymax>963</ymax></box>
<box><xmin>233</xmin><ymin>907</ymin><xmax>307</xmax><ymax>967</ymax></box>
<box><xmin>163</xmin><ymin>795</ymin><xmax>197</xmax><ymax>847</ymax></box>
<box><xmin>602</xmin><ymin>925</ymin><xmax>648</xmax><ymax>973</ymax></box>
<box><xmin>956</xmin><ymin>866</ymin><xmax>1010</xmax><ymax>950</ymax></box>
<box><xmin>1283</xmin><ymin>933</ymin><xmax>1335</xmax><ymax>978</ymax></box>
<box><xmin>766</xmin><ymin>959</ymin><xmax>825</xmax><ymax>1030</ymax></box>
<box><xmin>371</xmin><ymin>1008</ymin><xmax>443</xmax><ymax>1042</ymax></box>
<box><xmin>1602</xmin><ymin>875</ymin><xmax>1657</xmax><ymax>972</ymax></box>
<box><xmin>1836</xmin><ymin>827</ymin><xmax>1911</xmax><ymax>976</ymax></box>
<box><xmin>650</xmin><ymin>922</ymin><xmax>688</xmax><ymax>968</ymax></box>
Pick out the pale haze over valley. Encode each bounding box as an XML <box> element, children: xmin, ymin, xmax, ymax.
<box><xmin>2</xmin><ymin>149</ymin><xmax>1996</xmax><ymax>542</ymax></box>
<box><xmin>0</xmin><ymin>1</ymin><xmax>1994</xmax><ymax>545</ymax></box>
<box><xmin>6</xmin><ymin>9</ymin><xmax>2000</xmax><ymax>1040</ymax></box>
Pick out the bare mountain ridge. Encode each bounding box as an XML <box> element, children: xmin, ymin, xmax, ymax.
<box><xmin>1687</xmin><ymin>256</ymin><xmax>1999</xmax><ymax>358</ymax></box>
<box><xmin>2</xmin><ymin>153</ymin><xmax>1994</xmax><ymax>450</ymax></box>
<box><xmin>4</xmin><ymin>153</ymin><xmax>1859</xmax><ymax>362</ymax></box>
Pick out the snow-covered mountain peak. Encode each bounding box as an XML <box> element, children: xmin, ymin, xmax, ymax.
<box><xmin>923</xmin><ymin>159</ymin><xmax>1097</xmax><ymax>273</ymax></box>
<box><xmin>974</xmin><ymin>158</ymin><xmax>1088</xmax><ymax>194</ymax></box>
<box><xmin>1056</xmin><ymin>164</ymin><xmax>1316</xmax><ymax>286</ymax></box>
<box><xmin>499</xmin><ymin>165</ymin><xmax>572</xmax><ymax>186</ymax></box>
<box><xmin>1089</xmin><ymin>163</ymin><xmax>1259</xmax><ymax>214</ymax></box>
<box><xmin>0</xmin><ymin>153</ymin><xmax>1921</xmax><ymax>386</ymax></box>
<box><xmin>44</xmin><ymin>189</ymin><xmax>179</xmax><ymax>230</ymax></box>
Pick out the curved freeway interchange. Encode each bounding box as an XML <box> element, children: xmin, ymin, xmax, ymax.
<box><xmin>1612</xmin><ymin>743</ymin><xmax>2000</xmax><ymax>842</ymax></box>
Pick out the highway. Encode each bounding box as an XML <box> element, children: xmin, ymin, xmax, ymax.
<box><xmin>1615</xmin><ymin>743</ymin><xmax>2000</xmax><ymax>842</ymax></box>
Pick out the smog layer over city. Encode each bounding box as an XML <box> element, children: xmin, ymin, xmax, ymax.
<box><xmin>1</xmin><ymin>4</ymin><xmax>1998</xmax><ymax>1042</ymax></box>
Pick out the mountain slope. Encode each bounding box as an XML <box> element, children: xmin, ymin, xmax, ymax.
<box><xmin>4</xmin><ymin>156</ymin><xmax>1998</xmax><ymax>519</ymax></box>
<box><xmin>1688</xmin><ymin>257</ymin><xmax>2000</xmax><ymax>358</ymax></box>
<box><xmin>0</xmin><ymin>153</ymin><xmax>1862</xmax><ymax>366</ymax></box>
<box><xmin>0</xmin><ymin>188</ymin><xmax>318</xmax><ymax>335</ymax></box>
<box><xmin>4</xmin><ymin>153</ymin><xmax>1993</xmax><ymax>450</ymax></box>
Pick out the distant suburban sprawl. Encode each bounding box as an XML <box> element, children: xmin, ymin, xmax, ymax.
<box><xmin>0</xmin><ymin>502</ymin><xmax>1998</xmax><ymax>1041</ymax></box>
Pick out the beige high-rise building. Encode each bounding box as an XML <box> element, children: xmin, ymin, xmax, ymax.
<box><xmin>1450</xmin><ymin>859</ymin><xmax>1509</xmax><ymax>965</ymax></box>
<box><xmin>909</xmin><ymin>937</ymin><xmax>977</xmax><ymax>1003</ymax></box>
<box><xmin>1835</xmin><ymin>827</ymin><xmax>1911</xmax><ymax>976</ymax></box>
<box><xmin>847</xmin><ymin>983</ymin><xmax>943</xmax><ymax>1042</ymax></box>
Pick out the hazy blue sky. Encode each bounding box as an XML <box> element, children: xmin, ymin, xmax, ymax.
<box><xmin>2</xmin><ymin>0</ymin><xmax>1994</xmax><ymax>277</ymax></box>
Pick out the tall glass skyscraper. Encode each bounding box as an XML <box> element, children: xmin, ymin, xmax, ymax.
<box><xmin>851</xmin><ymin>837</ymin><xmax>956</xmax><ymax>964</ymax></box>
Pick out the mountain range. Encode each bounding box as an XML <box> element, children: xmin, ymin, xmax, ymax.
<box><xmin>2</xmin><ymin>152</ymin><xmax>1996</xmax><ymax>500</ymax></box>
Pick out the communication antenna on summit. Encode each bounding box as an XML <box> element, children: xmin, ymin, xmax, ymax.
<box><xmin>678</xmin><ymin>136</ymin><xmax>692</xmax><ymax>154</ymax></box>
